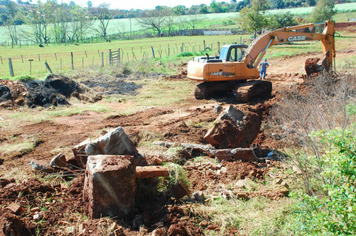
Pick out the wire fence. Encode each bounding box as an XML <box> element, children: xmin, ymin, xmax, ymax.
<box><xmin>1</xmin><ymin>37</ymin><xmax>251</xmax><ymax>77</ymax></box>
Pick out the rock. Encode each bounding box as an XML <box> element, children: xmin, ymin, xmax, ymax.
<box><xmin>193</xmin><ymin>191</ymin><xmax>206</xmax><ymax>203</ymax></box>
<box><xmin>49</xmin><ymin>153</ymin><xmax>67</xmax><ymax>168</ymax></box>
<box><xmin>167</xmin><ymin>223</ymin><xmax>187</xmax><ymax>235</ymax></box>
<box><xmin>30</xmin><ymin>160</ymin><xmax>57</xmax><ymax>173</ymax></box>
<box><xmin>152</xmin><ymin>227</ymin><xmax>167</xmax><ymax>236</ymax></box>
<box><xmin>199</xmin><ymin>220</ymin><xmax>208</xmax><ymax>227</ymax></box>
<box><xmin>207</xmin><ymin>224</ymin><xmax>219</xmax><ymax>230</ymax></box>
<box><xmin>213</xmin><ymin>148</ymin><xmax>258</xmax><ymax>162</ymax></box>
<box><xmin>85</xmin><ymin>127</ymin><xmax>138</xmax><ymax>157</ymax></box>
<box><xmin>204</xmin><ymin>105</ymin><xmax>262</xmax><ymax>149</ymax></box>
<box><xmin>171</xmin><ymin>181</ymin><xmax>191</xmax><ymax>200</ymax></box>
<box><xmin>6</xmin><ymin>203</ymin><xmax>22</xmax><ymax>214</ymax></box>
<box><xmin>72</xmin><ymin>138</ymin><xmax>91</xmax><ymax>169</ymax></box>
<box><xmin>83</xmin><ymin>155</ymin><xmax>136</xmax><ymax>219</ymax></box>
<box><xmin>214</xmin><ymin>104</ymin><xmax>223</xmax><ymax>114</ymax></box>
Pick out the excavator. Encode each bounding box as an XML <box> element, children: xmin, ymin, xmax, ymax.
<box><xmin>187</xmin><ymin>20</ymin><xmax>335</xmax><ymax>101</ymax></box>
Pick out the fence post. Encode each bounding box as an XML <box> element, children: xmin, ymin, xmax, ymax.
<box><xmin>101</xmin><ymin>52</ymin><xmax>104</xmax><ymax>67</ymax></box>
<box><xmin>118</xmin><ymin>48</ymin><xmax>121</xmax><ymax>63</ymax></box>
<box><xmin>29</xmin><ymin>59</ymin><xmax>33</xmax><ymax>74</ymax></box>
<box><xmin>8</xmin><ymin>58</ymin><xmax>14</xmax><ymax>77</ymax></box>
<box><xmin>203</xmin><ymin>40</ymin><xmax>206</xmax><ymax>50</ymax></box>
<box><xmin>45</xmin><ymin>62</ymin><xmax>53</xmax><ymax>74</ymax></box>
<box><xmin>54</xmin><ymin>53</ymin><xmax>57</xmax><ymax>61</ymax></box>
<box><xmin>38</xmin><ymin>54</ymin><xmax>41</xmax><ymax>61</ymax></box>
<box><xmin>0</xmin><ymin>56</ymin><xmax>2</xmax><ymax>64</ymax></box>
<box><xmin>71</xmin><ymin>52</ymin><xmax>74</xmax><ymax>70</ymax></box>
<box><xmin>217</xmin><ymin>42</ymin><xmax>220</xmax><ymax>54</ymax></box>
<box><xmin>21</xmin><ymin>55</ymin><xmax>24</xmax><ymax>63</ymax></box>
<box><xmin>151</xmin><ymin>46</ymin><xmax>155</xmax><ymax>59</ymax></box>
<box><xmin>109</xmin><ymin>49</ymin><xmax>112</xmax><ymax>65</ymax></box>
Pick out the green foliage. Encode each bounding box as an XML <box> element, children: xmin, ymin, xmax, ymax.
<box><xmin>291</xmin><ymin>127</ymin><xmax>356</xmax><ymax>235</ymax></box>
<box><xmin>346</xmin><ymin>103</ymin><xmax>356</xmax><ymax>115</ymax></box>
<box><xmin>238</xmin><ymin>0</ymin><xmax>268</xmax><ymax>36</ymax></box>
<box><xmin>12</xmin><ymin>75</ymin><xmax>36</xmax><ymax>82</ymax></box>
<box><xmin>311</xmin><ymin>0</ymin><xmax>336</xmax><ymax>22</ymax></box>
<box><xmin>269</xmin><ymin>11</ymin><xmax>297</xmax><ymax>29</ymax></box>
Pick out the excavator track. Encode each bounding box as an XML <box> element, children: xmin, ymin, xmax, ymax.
<box><xmin>236</xmin><ymin>80</ymin><xmax>272</xmax><ymax>102</ymax></box>
<box><xmin>195</xmin><ymin>80</ymin><xmax>272</xmax><ymax>102</ymax></box>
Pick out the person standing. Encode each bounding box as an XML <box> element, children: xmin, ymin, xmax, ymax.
<box><xmin>259</xmin><ymin>58</ymin><xmax>269</xmax><ymax>79</ymax></box>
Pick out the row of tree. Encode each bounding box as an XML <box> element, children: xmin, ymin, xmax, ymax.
<box><xmin>0</xmin><ymin>0</ymin><xmax>337</xmax><ymax>47</ymax></box>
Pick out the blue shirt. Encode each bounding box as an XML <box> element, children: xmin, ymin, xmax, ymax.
<box><xmin>260</xmin><ymin>61</ymin><xmax>269</xmax><ymax>69</ymax></box>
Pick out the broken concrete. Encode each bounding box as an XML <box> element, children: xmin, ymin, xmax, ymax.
<box><xmin>84</xmin><ymin>155</ymin><xmax>136</xmax><ymax>219</ymax></box>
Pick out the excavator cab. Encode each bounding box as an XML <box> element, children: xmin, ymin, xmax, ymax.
<box><xmin>219</xmin><ymin>44</ymin><xmax>248</xmax><ymax>62</ymax></box>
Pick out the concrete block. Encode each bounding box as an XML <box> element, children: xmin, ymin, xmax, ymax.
<box><xmin>84</xmin><ymin>155</ymin><xmax>136</xmax><ymax>219</ymax></box>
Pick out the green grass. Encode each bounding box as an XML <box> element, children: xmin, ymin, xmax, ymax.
<box><xmin>0</xmin><ymin>136</ymin><xmax>39</xmax><ymax>158</ymax></box>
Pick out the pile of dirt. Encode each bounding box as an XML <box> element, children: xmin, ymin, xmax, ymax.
<box><xmin>0</xmin><ymin>75</ymin><xmax>102</xmax><ymax>108</ymax></box>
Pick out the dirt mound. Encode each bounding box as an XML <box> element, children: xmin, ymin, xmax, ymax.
<box><xmin>0</xmin><ymin>75</ymin><xmax>102</xmax><ymax>108</ymax></box>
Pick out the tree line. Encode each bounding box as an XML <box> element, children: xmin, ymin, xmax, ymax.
<box><xmin>0</xmin><ymin>0</ymin><xmax>339</xmax><ymax>47</ymax></box>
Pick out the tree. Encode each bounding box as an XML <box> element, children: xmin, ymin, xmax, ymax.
<box><xmin>172</xmin><ymin>5</ymin><xmax>187</xmax><ymax>15</ymax></box>
<box><xmin>238</xmin><ymin>0</ymin><xmax>268</xmax><ymax>37</ymax></box>
<box><xmin>269</xmin><ymin>11</ymin><xmax>297</xmax><ymax>29</ymax></box>
<box><xmin>311</xmin><ymin>0</ymin><xmax>335</xmax><ymax>23</ymax></box>
<box><xmin>90</xmin><ymin>3</ymin><xmax>113</xmax><ymax>40</ymax></box>
<box><xmin>137</xmin><ymin>8</ymin><xmax>170</xmax><ymax>36</ymax></box>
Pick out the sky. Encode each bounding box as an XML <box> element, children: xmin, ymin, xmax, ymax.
<box><xmin>62</xmin><ymin>0</ymin><xmax>225</xmax><ymax>10</ymax></box>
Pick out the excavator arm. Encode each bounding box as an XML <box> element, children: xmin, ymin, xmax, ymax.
<box><xmin>243</xmin><ymin>20</ymin><xmax>335</xmax><ymax>71</ymax></box>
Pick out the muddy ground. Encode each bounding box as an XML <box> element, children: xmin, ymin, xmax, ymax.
<box><xmin>0</xmin><ymin>29</ymin><xmax>355</xmax><ymax>235</ymax></box>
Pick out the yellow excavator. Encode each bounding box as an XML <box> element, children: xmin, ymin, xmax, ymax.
<box><xmin>187</xmin><ymin>20</ymin><xmax>335</xmax><ymax>101</ymax></box>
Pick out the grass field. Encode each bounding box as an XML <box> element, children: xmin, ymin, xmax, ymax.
<box><xmin>0</xmin><ymin>35</ymin><xmax>254</xmax><ymax>77</ymax></box>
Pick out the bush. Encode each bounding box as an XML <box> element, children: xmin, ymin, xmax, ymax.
<box><xmin>291</xmin><ymin>127</ymin><xmax>356</xmax><ymax>235</ymax></box>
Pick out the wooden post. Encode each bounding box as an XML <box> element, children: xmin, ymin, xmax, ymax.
<box><xmin>38</xmin><ymin>54</ymin><xmax>41</xmax><ymax>61</ymax></box>
<box><xmin>29</xmin><ymin>59</ymin><xmax>33</xmax><ymax>74</ymax></box>
<box><xmin>217</xmin><ymin>42</ymin><xmax>220</xmax><ymax>54</ymax></box>
<box><xmin>181</xmin><ymin>43</ymin><xmax>184</xmax><ymax>53</ymax></box>
<box><xmin>21</xmin><ymin>55</ymin><xmax>24</xmax><ymax>63</ymax></box>
<box><xmin>118</xmin><ymin>48</ymin><xmax>121</xmax><ymax>63</ymax></box>
<box><xmin>45</xmin><ymin>62</ymin><xmax>53</xmax><ymax>74</ymax></box>
<box><xmin>151</xmin><ymin>46</ymin><xmax>155</xmax><ymax>59</ymax></box>
<box><xmin>0</xmin><ymin>56</ymin><xmax>2</xmax><ymax>64</ymax></box>
<box><xmin>54</xmin><ymin>53</ymin><xmax>57</xmax><ymax>61</ymax></box>
<box><xmin>203</xmin><ymin>40</ymin><xmax>206</xmax><ymax>50</ymax></box>
<box><xmin>109</xmin><ymin>49</ymin><xmax>112</xmax><ymax>65</ymax></box>
<box><xmin>8</xmin><ymin>58</ymin><xmax>14</xmax><ymax>77</ymax></box>
<box><xmin>71</xmin><ymin>52</ymin><xmax>74</xmax><ymax>70</ymax></box>
<box><xmin>168</xmin><ymin>44</ymin><xmax>170</xmax><ymax>56</ymax></box>
<box><xmin>101</xmin><ymin>52</ymin><xmax>104</xmax><ymax>67</ymax></box>
<box><xmin>85</xmin><ymin>51</ymin><xmax>87</xmax><ymax>58</ymax></box>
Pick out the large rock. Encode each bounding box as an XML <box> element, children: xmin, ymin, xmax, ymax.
<box><xmin>73</xmin><ymin>127</ymin><xmax>139</xmax><ymax>168</ymax></box>
<box><xmin>204</xmin><ymin>105</ymin><xmax>261</xmax><ymax>148</ymax></box>
<box><xmin>85</xmin><ymin>127</ymin><xmax>138</xmax><ymax>157</ymax></box>
<box><xmin>83</xmin><ymin>155</ymin><xmax>136</xmax><ymax>219</ymax></box>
